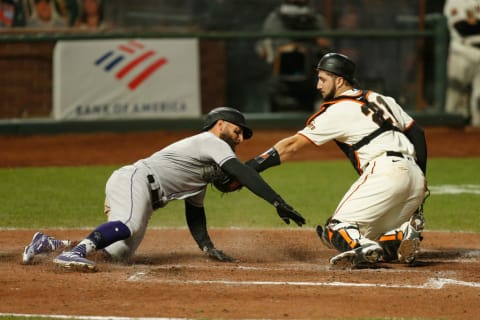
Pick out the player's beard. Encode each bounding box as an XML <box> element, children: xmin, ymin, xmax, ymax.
<box><xmin>322</xmin><ymin>84</ymin><xmax>336</xmax><ymax>102</ymax></box>
<box><xmin>219</xmin><ymin>132</ymin><xmax>237</xmax><ymax>151</ymax></box>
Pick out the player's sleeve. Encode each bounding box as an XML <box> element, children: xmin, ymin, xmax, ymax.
<box><xmin>186</xmin><ymin>189</ymin><xmax>206</xmax><ymax>208</ymax></box>
<box><xmin>221</xmin><ymin>158</ymin><xmax>279</xmax><ymax>204</ymax></box>
<box><xmin>404</xmin><ymin>122</ymin><xmax>427</xmax><ymax>174</ymax></box>
<box><xmin>380</xmin><ymin>95</ymin><xmax>414</xmax><ymax>130</ymax></box>
<box><xmin>184</xmin><ymin>199</ymin><xmax>214</xmax><ymax>251</ymax></box>
<box><xmin>384</xmin><ymin>95</ymin><xmax>427</xmax><ymax>174</ymax></box>
<box><xmin>297</xmin><ymin>113</ymin><xmax>340</xmax><ymax>146</ymax></box>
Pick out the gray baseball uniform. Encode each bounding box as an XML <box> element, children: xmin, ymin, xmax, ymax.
<box><xmin>104</xmin><ymin>131</ymin><xmax>236</xmax><ymax>259</ymax></box>
<box><xmin>45</xmin><ymin>107</ymin><xmax>304</xmax><ymax>271</ymax></box>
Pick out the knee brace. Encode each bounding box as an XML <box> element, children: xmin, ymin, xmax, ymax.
<box><xmin>322</xmin><ymin>219</ymin><xmax>362</xmax><ymax>252</ymax></box>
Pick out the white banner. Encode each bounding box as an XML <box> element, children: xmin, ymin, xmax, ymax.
<box><xmin>53</xmin><ymin>39</ymin><xmax>201</xmax><ymax>120</ymax></box>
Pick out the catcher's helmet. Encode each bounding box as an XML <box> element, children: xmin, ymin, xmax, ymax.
<box><xmin>316</xmin><ymin>53</ymin><xmax>357</xmax><ymax>85</ymax></box>
<box><xmin>202</xmin><ymin>107</ymin><xmax>253</xmax><ymax>139</ymax></box>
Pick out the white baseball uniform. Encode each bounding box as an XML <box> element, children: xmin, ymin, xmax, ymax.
<box><xmin>298</xmin><ymin>89</ymin><xmax>426</xmax><ymax>239</ymax></box>
<box><xmin>443</xmin><ymin>0</ymin><xmax>480</xmax><ymax>127</ymax></box>
<box><xmin>103</xmin><ymin>131</ymin><xmax>236</xmax><ymax>259</ymax></box>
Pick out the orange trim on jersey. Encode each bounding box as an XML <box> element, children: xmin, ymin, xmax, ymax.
<box><xmin>305</xmin><ymin>94</ymin><xmax>366</xmax><ymax>126</ymax></box>
<box><xmin>354</xmin><ymin>150</ymin><xmax>362</xmax><ymax>174</ymax></box>
<box><xmin>404</xmin><ymin>120</ymin><xmax>415</xmax><ymax>131</ymax></box>
<box><xmin>305</xmin><ymin>104</ymin><xmax>330</xmax><ymax>125</ymax></box>
<box><xmin>364</xmin><ymin>90</ymin><xmax>372</xmax><ymax>100</ymax></box>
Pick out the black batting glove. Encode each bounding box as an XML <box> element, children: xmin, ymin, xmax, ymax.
<box><xmin>273</xmin><ymin>198</ymin><xmax>306</xmax><ymax>227</ymax></box>
<box><xmin>203</xmin><ymin>246</ymin><xmax>235</xmax><ymax>262</ymax></box>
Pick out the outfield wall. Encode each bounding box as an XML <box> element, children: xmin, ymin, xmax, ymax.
<box><xmin>0</xmin><ymin>111</ymin><xmax>466</xmax><ymax>136</ymax></box>
<box><xmin>0</xmin><ymin>13</ymin><xmax>468</xmax><ymax>135</ymax></box>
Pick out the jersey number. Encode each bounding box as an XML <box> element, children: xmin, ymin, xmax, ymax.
<box><xmin>360</xmin><ymin>96</ymin><xmax>398</xmax><ymax>127</ymax></box>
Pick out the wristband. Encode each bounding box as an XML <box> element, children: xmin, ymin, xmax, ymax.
<box><xmin>246</xmin><ymin>147</ymin><xmax>281</xmax><ymax>172</ymax></box>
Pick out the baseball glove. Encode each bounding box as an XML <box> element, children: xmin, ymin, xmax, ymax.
<box><xmin>213</xmin><ymin>174</ymin><xmax>242</xmax><ymax>193</ymax></box>
<box><xmin>202</xmin><ymin>164</ymin><xmax>242</xmax><ymax>193</ymax></box>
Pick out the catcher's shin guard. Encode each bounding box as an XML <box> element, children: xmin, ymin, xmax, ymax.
<box><xmin>316</xmin><ymin>225</ymin><xmax>333</xmax><ymax>249</ymax></box>
<box><xmin>378</xmin><ymin>211</ymin><xmax>425</xmax><ymax>262</ymax></box>
<box><xmin>377</xmin><ymin>230</ymin><xmax>404</xmax><ymax>261</ymax></box>
<box><xmin>321</xmin><ymin>219</ymin><xmax>361</xmax><ymax>252</ymax></box>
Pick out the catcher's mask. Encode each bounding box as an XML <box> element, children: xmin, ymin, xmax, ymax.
<box><xmin>202</xmin><ymin>107</ymin><xmax>253</xmax><ymax>140</ymax></box>
<box><xmin>316</xmin><ymin>52</ymin><xmax>358</xmax><ymax>86</ymax></box>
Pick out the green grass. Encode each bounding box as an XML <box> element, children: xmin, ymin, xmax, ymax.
<box><xmin>1</xmin><ymin>158</ymin><xmax>479</xmax><ymax>232</ymax></box>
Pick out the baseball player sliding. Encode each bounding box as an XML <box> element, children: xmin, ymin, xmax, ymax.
<box><xmin>22</xmin><ymin>107</ymin><xmax>305</xmax><ymax>271</ymax></box>
<box><xmin>443</xmin><ymin>0</ymin><xmax>480</xmax><ymax>127</ymax></box>
<box><xmin>246</xmin><ymin>53</ymin><xmax>428</xmax><ymax>268</ymax></box>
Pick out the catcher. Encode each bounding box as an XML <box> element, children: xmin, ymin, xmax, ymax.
<box><xmin>22</xmin><ymin>107</ymin><xmax>305</xmax><ymax>271</ymax></box>
<box><xmin>244</xmin><ymin>53</ymin><xmax>428</xmax><ymax>268</ymax></box>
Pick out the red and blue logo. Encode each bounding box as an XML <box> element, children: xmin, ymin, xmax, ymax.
<box><xmin>94</xmin><ymin>40</ymin><xmax>168</xmax><ymax>91</ymax></box>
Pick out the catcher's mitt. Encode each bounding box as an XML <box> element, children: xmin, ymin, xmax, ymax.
<box><xmin>213</xmin><ymin>174</ymin><xmax>242</xmax><ymax>193</ymax></box>
<box><xmin>202</xmin><ymin>164</ymin><xmax>242</xmax><ymax>193</ymax></box>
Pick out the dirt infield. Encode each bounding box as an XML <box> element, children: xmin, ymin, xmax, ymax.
<box><xmin>1</xmin><ymin>126</ymin><xmax>480</xmax><ymax>319</ymax></box>
<box><xmin>1</xmin><ymin>229</ymin><xmax>479</xmax><ymax>319</ymax></box>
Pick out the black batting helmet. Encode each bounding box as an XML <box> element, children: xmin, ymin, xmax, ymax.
<box><xmin>202</xmin><ymin>107</ymin><xmax>253</xmax><ymax>139</ymax></box>
<box><xmin>316</xmin><ymin>53</ymin><xmax>357</xmax><ymax>85</ymax></box>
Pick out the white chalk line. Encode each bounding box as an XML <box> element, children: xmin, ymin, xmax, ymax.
<box><xmin>429</xmin><ymin>183</ymin><xmax>480</xmax><ymax>195</ymax></box>
<box><xmin>126</xmin><ymin>273</ymin><xmax>480</xmax><ymax>290</ymax></box>
<box><xmin>3</xmin><ymin>279</ymin><xmax>479</xmax><ymax>320</ymax></box>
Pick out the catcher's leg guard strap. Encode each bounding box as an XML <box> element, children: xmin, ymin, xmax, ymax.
<box><xmin>377</xmin><ymin>230</ymin><xmax>404</xmax><ymax>261</ymax></box>
<box><xmin>377</xmin><ymin>211</ymin><xmax>425</xmax><ymax>262</ymax></box>
<box><xmin>323</xmin><ymin>220</ymin><xmax>362</xmax><ymax>252</ymax></box>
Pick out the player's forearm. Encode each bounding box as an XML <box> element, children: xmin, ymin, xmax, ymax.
<box><xmin>274</xmin><ymin>133</ymin><xmax>313</xmax><ymax>162</ymax></box>
<box><xmin>184</xmin><ymin>201</ymin><xmax>214</xmax><ymax>250</ymax></box>
<box><xmin>245</xmin><ymin>134</ymin><xmax>309</xmax><ymax>172</ymax></box>
<box><xmin>274</xmin><ymin>136</ymin><xmax>301</xmax><ymax>162</ymax></box>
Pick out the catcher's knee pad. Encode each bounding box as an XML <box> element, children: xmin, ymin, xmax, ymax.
<box><xmin>322</xmin><ymin>219</ymin><xmax>362</xmax><ymax>252</ymax></box>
